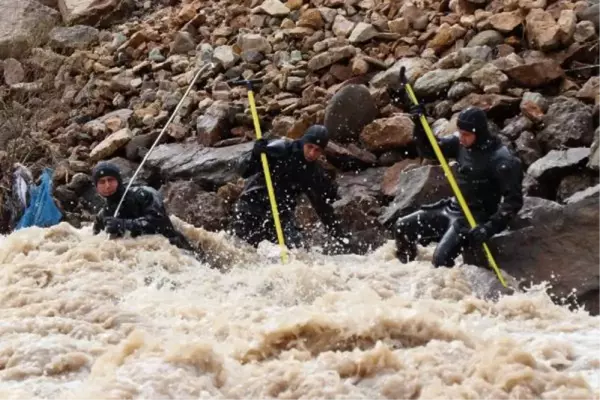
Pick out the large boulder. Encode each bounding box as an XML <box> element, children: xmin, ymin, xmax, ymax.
<box><xmin>324</xmin><ymin>84</ymin><xmax>378</xmax><ymax>144</ymax></box>
<box><xmin>0</xmin><ymin>0</ymin><xmax>60</xmax><ymax>59</ymax></box>
<box><xmin>523</xmin><ymin>147</ymin><xmax>590</xmax><ymax>199</ymax></box>
<box><xmin>466</xmin><ymin>193</ymin><xmax>600</xmax><ymax>315</ymax></box>
<box><xmin>537</xmin><ymin>97</ymin><xmax>594</xmax><ymax>152</ymax></box>
<box><xmin>160</xmin><ymin>180</ymin><xmax>231</xmax><ymax>232</ymax></box>
<box><xmin>378</xmin><ymin>165</ymin><xmax>455</xmax><ymax>228</ymax></box>
<box><xmin>48</xmin><ymin>25</ymin><xmax>99</xmax><ymax>54</ymax></box>
<box><xmin>145</xmin><ymin>142</ymin><xmax>254</xmax><ymax>189</ymax></box>
<box><xmin>333</xmin><ymin>168</ymin><xmax>391</xmax><ymax>254</ymax></box>
<box><xmin>58</xmin><ymin>0</ymin><xmax>133</xmax><ymax>27</ymax></box>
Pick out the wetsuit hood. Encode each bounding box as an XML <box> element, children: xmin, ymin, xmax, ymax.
<box><xmin>457</xmin><ymin>107</ymin><xmax>496</xmax><ymax>150</ymax></box>
<box><xmin>297</xmin><ymin>125</ymin><xmax>329</xmax><ymax>149</ymax></box>
<box><xmin>92</xmin><ymin>161</ymin><xmax>124</xmax><ymax>202</ymax></box>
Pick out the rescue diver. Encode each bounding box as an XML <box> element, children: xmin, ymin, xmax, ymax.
<box><xmin>91</xmin><ymin>161</ymin><xmax>202</xmax><ymax>257</ymax></box>
<box><xmin>393</xmin><ymin>103</ymin><xmax>524</xmax><ymax>267</ymax></box>
<box><xmin>231</xmin><ymin>125</ymin><xmax>347</xmax><ymax>250</ymax></box>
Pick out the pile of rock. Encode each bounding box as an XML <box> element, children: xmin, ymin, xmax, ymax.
<box><xmin>0</xmin><ymin>0</ymin><xmax>598</xmax><ymax>311</ymax></box>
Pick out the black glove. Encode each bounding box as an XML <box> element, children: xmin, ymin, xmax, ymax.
<box><xmin>252</xmin><ymin>138</ymin><xmax>269</xmax><ymax>157</ymax></box>
<box><xmin>468</xmin><ymin>224</ymin><xmax>491</xmax><ymax>246</ymax></box>
<box><xmin>408</xmin><ymin>103</ymin><xmax>426</xmax><ymax>124</ymax></box>
<box><xmin>387</xmin><ymin>86</ymin><xmax>407</xmax><ymax>108</ymax></box>
<box><xmin>104</xmin><ymin>217</ymin><xmax>129</xmax><ymax>236</ymax></box>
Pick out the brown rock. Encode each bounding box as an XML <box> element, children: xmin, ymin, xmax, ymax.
<box><xmin>298</xmin><ymin>9</ymin><xmax>324</xmax><ymax>30</ymax></box>
<box><xmin>360</xmin><ymin>115</ymin><xmax>415</xmax><ymax>152</ymax></box>
<box><xmin>161</xmin><ymin>181</ymin><xmax>231</xmax><ymax>232</ymax></box>
<box><xmin>382</xmin><ymin>159</ymin><xmax>421</xmax><ymax>197</ymax></box>
<box><xmin>351</xmin><ymin>57</ymin><xmax>369</xmax><ymax>75</ymax></box>
<box><xmin>488</xmin><ymin>10</ymin><xmax>523</xmax><ymax>33</ymax></box>
<box><xmin>557</xmin><ymin>9</ymin><xmax>576</xmax><ymax>45</ymax></box>
<box><xmin>324</xmin><ymin>141</ymin><xmax>378</xmax><ymax>170</ymax></box>
<box><xmin>525</xmin><ymin>9</ymin><xmax>561</xmax><ymax>51</ymax></box>
<box><xmin>452</xmin><ymin>93</ymin><xmax>520</xmax><ymax>112</ymax></box>
<box><xmin>577</xmin><ymin>76</ymin><xmax>599</xmax><ymax>103</ymax></box>
<box><xmin>90</xmin><ymin>128</ymin><xmax>134</xmax><ymax>161</ymax></box>
<box><xmin>388</xmin><ymin>18</ymin><xmax>409</xmax><ymax>34</ymax></box>
<box><xmin>307</xmin><ymin>45</ymin><xmax>356</xmax><ymax>71</ymax></box>
<box><xmin>427</xmin><ymin>23</ymin><xmax>456</xmax><ymax>53</ymax></box>
<box><xmin>504</xmin><ymin>59</ymin><xmax>564</xmax><ymax>88</ymax></box>
<box><xmin>196</xmin><ymin>101</ymin><xmax>232</xmax><ymax>146</ymax></box>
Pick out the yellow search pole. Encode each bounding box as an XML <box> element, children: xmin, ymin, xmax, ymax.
<box><xmin>399</xmin><ymin>68</ymin><xmax>506</xmax><ymax>287</ymax></box>
<box><xmin>232</xmin><ymin>79</ymin><xmax>288</xmax><ymax>264</ymax></box>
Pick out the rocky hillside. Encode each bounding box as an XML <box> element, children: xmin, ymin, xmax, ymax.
<box><xmin>0</xmin><ymin>0</ymin><xmax>598</xmax><ymax>308</ymax></box>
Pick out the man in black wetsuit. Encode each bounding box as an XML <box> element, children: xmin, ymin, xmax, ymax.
<box><xmin>91</xmin><ymin>162</ymin><xmax>201</xmax><ymax>257</ymax></box>
<box><xmin>231</xmin><ymin>125</ymin><xmax>347</xmax><ymax>250</ymax></box>
<box><xmin>394</xmin><ymin>105</ymin><xmax>524</xmax><ymax>267</ymax></box>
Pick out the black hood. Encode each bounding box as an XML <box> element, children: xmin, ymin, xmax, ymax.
<box><xmin>92</xmin><ymin>161</ymin><xmax>124</xmax><ymax>202</ymax></box>
<box><xmin>298</xmin><ymin>125</ymin><xmax>329</xmax><ymax>149</ymax></box>
<box><xmin>457</xmin><ymin>107</ymin><xmax>495</xmax><ymax>150</ymax></box>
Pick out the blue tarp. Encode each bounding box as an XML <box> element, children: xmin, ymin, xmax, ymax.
<box><xmin>16</xmin><ymin>168</ymin><xmax>62</xmax><ymax>230</ymax></box>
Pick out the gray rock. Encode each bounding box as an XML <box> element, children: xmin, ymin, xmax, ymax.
<box><xmin>467</xmin><ymin>30</ymin><xmax>505</xmax><ymax>47</ymax></box>
<box><xmin>588</xmin><ymin>128</ymin><xmax>599</xmax><ymax>171</ymax></box>
<box><xmin>515</xmin><ymin>130</ymin><xmax>542</xmax><ymax>167</ymax></box>
<box><xmin>370</xmin><ymin>57</ymin><xmax>433</xmax><ymax>89</ymax></box>
<box><xmin>145</xmin><ymin>142</ymin><xmax>254</xmax><ymax>188</ymax></box>
<box><xmin>465</xmin><ymin>194</ymin><xmax>599</xmax><ymax>315</ymax></box>
<box><xmin>324</xmin><ymin>84</ymin><xmax>378</xmax><ymax>143</ymax></box>
<box><xmin>448</xmin><ymin>81</ymin><xmax>478</xmax><ymax>100</ymax></box>
<box><xmin>524</xmin><ymin>147</ymin><xmax>591</xmax><ymax>198</ymax></box>
<box><xmin>414</xmin><ymin>69</ymin><xmax>458</xmax><ymax>97</ymax></box>
<box><xmin>48</xmin><ymin>25</ymin><xmax>99</xmax><ymax>54</ymax></box>
<box><xmin>537</xmin><ymin>97</ymin><xmax>594</xmax><ymax>151</ymax></box>
<box><xmin>378</xmin><ymin>165</ymin><xmax>455</xmax><ymax>227</ymax></box>
<box><xmin>0</xmin><ymin>0</ymin><xmax>60</xmax><ymax>59</ymax></box>
<box><xmin>170</xmin><ymin>31</ymin><xmax>196</xmax><ymax>55</ymax></box>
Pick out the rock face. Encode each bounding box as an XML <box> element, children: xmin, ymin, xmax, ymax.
<box><xmin>145</xmin><ymin>142</ymin><xmax>254</xmax><ymax>189</ymax></box>
<box><xmin>0</xmin><ymin>0</ymin><xmax>60</xmax><ymax>59</ymax></box>
<box><xmin>466</xmin><ymin>194</ymin><xmax>599</xmax><ymax>316</ymax></box>
<box><xmin>324</xmin><ymin>84</ymin><xmax>378</xmax><ymax>143</ymax></box>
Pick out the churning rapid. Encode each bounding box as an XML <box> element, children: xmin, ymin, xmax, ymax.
<box><xmin>1</xmin><ymin>219</ymin><xmax>599</xmax><ymax>399</ymax></box>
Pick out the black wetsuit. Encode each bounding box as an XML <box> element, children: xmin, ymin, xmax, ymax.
<box><xmin>93</xmin><ymin>185</ymin><xmax>197</xmax><ymax>253</ymax></box>
<box><xmin>395</xmin><ymin>109</ymin><xmax>524</xmax><ymax>267</ymax></box>
<box><xmin>231</xmin><ymin>138</ymin><xmax>341</xmax><ymax>248</ymax></box>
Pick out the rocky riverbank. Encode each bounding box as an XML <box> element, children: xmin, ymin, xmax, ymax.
<box><xmin>0</xmin><ymin>0</ymin><xmax>598</xmax><ymax>313</ymax></box>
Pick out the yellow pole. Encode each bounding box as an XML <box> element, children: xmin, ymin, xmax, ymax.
<box><xmin>403</xmin><ymin>83</ymin><xmax>507</xmax><ymax>288</ymax></box>
<box><xmin>246</xmin><ymin>88</ymin><xmax>289</xmax><ymax>264</ymax></box>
